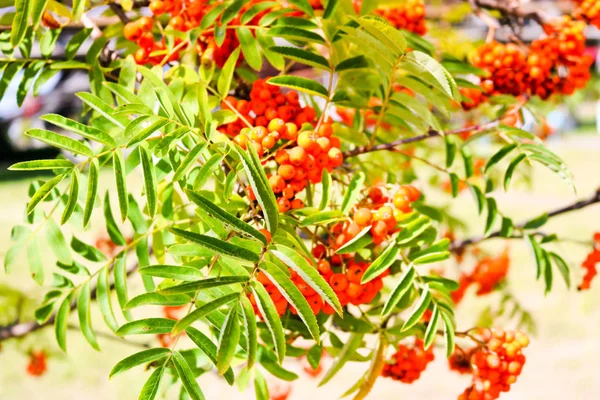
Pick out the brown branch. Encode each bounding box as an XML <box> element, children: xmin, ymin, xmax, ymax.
<box><xmin>108</xmin><ymin>2</ymin><xmax>131</xmax><ymax>24</ymax></box>
<box><xmin>451</xmin><ymin>189</ymin><xmax>600</xmax><ymax>251</ymax></box>
<box><xmin>469</xmin><ymin>0</ymin><xmax>549</xmax><ymax>27</ymax></box>
<box><xmin>0</xmin><ymin>258</ymin><xmax>141</xmax><ymax>342</ymax></box>
<box><xmin>342</xmin><ymin>120</ymin><xmax>500</xmax><ymax>158</ymax></box>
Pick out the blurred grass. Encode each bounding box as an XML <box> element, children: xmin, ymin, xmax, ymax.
<box><xmin>1</xmin><ymin>134</ymin><xmax>600</xmax><ymax>399</ymax></box>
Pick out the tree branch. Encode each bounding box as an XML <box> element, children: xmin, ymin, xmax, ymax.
<box><xmin>342</xmin><ymin>120</ymin><xmax>500</xmax><ymax>158</ymax></box>
<box><xmin>108</xmin><ymin>2</ymin><xmax>131</xmax><ymax>24</ymax></box>
<box><xmin>451</xmin><ymin>189</ymin><xmax>600</xmax><ymax>251</ymax></box>
<box><xmin>469</xmin><ymin>0</ymin><xmax>549</xmax><ymax>27</ymax></box>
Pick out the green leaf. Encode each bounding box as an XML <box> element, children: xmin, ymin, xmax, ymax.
<box><xmin>109</xmin><ymin>348</ymin><xmax>171</xmax><ymax>379</ymax></box>
<box><xmin>355</xmin><ymin>16</ymin><xmax>406</xmax><ymax>55</ymax></box>
<box><xmin>124</xmin><ymin>293</ymin><xmax>190</xmax><ymax>310</ymax></box>
<box><xmin>116</xmin><ymin>318</ymin><xmax>177</xmax><ymax>336</ymax></box>
<box><xmin>186</xmin><ymin>327</ymin><xmax>235</xmax><ymax>385</ymax></box>
<box><xmin>98</xmin><ymin>266</ymin><xmax>119</xmax><ymax>332</ymax></box>
<box><xmin>159</xmin><ymin>276</ymin><xmax>250</xmax><ymax>295</ymax></box>
<box><xmin>25</xmin><ymin>128</ymin><xmax>93</xmax><ymax>157</ymax></box>
<box><xmin>83</xmin><ymin>158</ymin><xmax>99</xmax><ymax>228</ymax></box>
<box><xmin>323</xmin><ymin>0</ymin><xmax>338</xmax><ymax>18</ymax></box>
<box><xmin>299</xmin><ymin>210</ymin><xmax>345</xmax><ymax>226</ymax></box>
<box><xmin>270</xmin><ymin>244</ymin><xmax>342</xmax><ymax>316</ymax></box>
<box><xmin>319</xmin><ymin>333</ymin><xmax>364</xmax><ymax>386</ymax></box>
<box><xmin>381</xmin><ymin>265</ymin><xmax>415</xmax><ymax>318</ymax></box>
<box><xmin>76</xmin><ymin>92</ymin><xmax>125</xmax><ymax>128</ymax></box>
<box><xmin>401</xmin><ymin>285</ymin><xmax>431</xmax><ymax>331</ymax></box>
<box><xmin>55</xmin><ymin>294</ymin><xmax>72</xmax><ymax>352</ymax></box>
<box><xmin>341</xmin><ymin>172</ymin><xmax>365</xmax><ymax>214</ymax></box>
<box><xmin>235</xmin><ymin>144</ymin><xmax>279</xmax><ymax>234</ymax></box>
<box><xmin>525</xmin><ymin>234</ymin><xmax>545</xmax><ymax>280</ymax></box>
<box><xmin>27</xmin><ymin>173</ymin><xmax>65</xmax><ymax>215</ymax></box>
<box><xmin>9</xmin><ymin>159</ymin><xmax>74</xmax><ymax>171</ymax></box>
<box><xmin>335</xmin><ymin>55</ymin><xmax>369</xmax><ymax>71</ymax></box>
<box><xmin>237</xmin><ymin>27</ymin><xmax>262</xmax><ymax>70</ymax></box>
<box><xmin>499</xmin><ymin>217</ymin><xmax>514</xmax><ymax>238</ymax></box>
<box><xmin>504</xmin><ymin>153</ymin><xmax>527</xmax><ymax>191</ymax></box>
<box><xmin>114</xmin><ymin>253</ymin><xmax>133</xmax><ymax>321</ymax></box>
<box><xmin>217</xmin><ymin>47</ymin><xmax>241</xmax><ymax>97</ymax></box>
<box><xmin>440</xmin><ymin>311</ymin><xmax>455</xmax><ymax>358</ymax></box>
<box><xmin>549</xmin><ymin>252</ymin><xmax>571</xmax><ymax>289</ymax></box>
<box><xmin>404</xmin><ymin>51</ymin><xmax>456</xmax><ymax>99</ymax></box>
<box><xmin>138</xmin><ymin>366</ymin><xmax>165</xmax><ymax>400</ymax></box>
<box><xmin>216</xmin><ymin>302</ymin><xmax>241</xmax><ymax>375</ymax></box>
<box><xmin>485</xmin><ymin>143</ymin><xmax>517</xmax><ymax>172</ymax></box>
<box><xmin>267</xmin><ymin>75</ymin><xmax>329</xmax><ymax>98</ymax></box>
<box><xmin>543</xmin><ymin>250</ymin><xmax>553</xmax><ymax>293</ymax></box>
<box><xmin>139</xmin><ymin>264</ymin><xmax>205</xmax><ymax>281</ymax></box>
<box><xmin>335</xmin><ymin>226</ymin><xmax>372</xmax><ymax>254</ymax></box>
<box><xmin>104</xmin><ymin>193</ymin><xmax>126</xmax><ymax>246</ymax></box>
<box><xmin>423</xmin><ymin>306</ymin><xmax>440</xmax><ymax>349</ymax></box>
<box><xmin>172</xmin><ymin>351</ymin><xmax>206</xmax><ymax>400</ymax></box>
<box><xmin>172</xmin><ymin>293</ymin><xmax>240</xmax><ymax>336</ymax></box>
<box><xmin>112</xmin><ymin>150</ymin><xmax>129</xmax><ymax>222</ymax></box>
<box><xmin>469</xmin><ymin>184</ymin><xmax>485</xmax><ymax>215</ymax></box>
<box><xmin>71</xmin><ymin>236</ymin><xmax>107</xmax><ymax>262</ymax></box>
<box><xmin>193</xmin><ymin>153</ymin><xmax>224</xmax><ymax>190</ymax></box>
<box><xmin>319</xmin><ymin>169</ymin><xmax>332</xmax><ymax>210</ymax></box>
<box><xmin>362</xmin><ymin>243</ymin><xmax>400</xmax><ymax>283</ymax></box>
<box><xmin>254</xmin><ymin>371</ymin><xmax>269</xmax><ymax>400</ymax></box>
<box><xmin>260</xmin><ymin>260</ymin><xmax>320</xmax><ymax>342</ymax></box>
<box><xmin>173</xmin><ymin>143</ymin><xmax>207</xmax><ymax>181</ymax></box>
<box><xmin>127</xmin><ymin>118</ymin><xmax>170</xmax><ymax>148</ymax></box>
<box><xmin>45</xmin><ymin>218</ymin><xmax>72</xmax><ymax>265</ymax></box>
<box><xmin>27</xmin><ymin>238</ymin><xmax>44</xmax><ymax>285</ymax></box>
<box><xmin>523</xmin><ymin>212</ymin><xmax>548</xmax><ymax>230</ymax></box>
<box><xmin>287</xmin><ymin>0</ymin><xmax>314</xmax><ymax>16</ymax></box>
<box><xmin>484</xmin><ymin>197</ymin><xmax>498</xmax><ymax>235</ymax></box>
<box><xmin>186</xmin><ymin>191</ymin><xmax>268</xmax><ymax>245</ymax></box>
<box><xmin>170</xmin><ymin>228</ymin><xmax>260</xmax><ymax>263</ymax></box>
<box><xmin>61</xmin><ymin>168</ymin><xmax>80</xmax><ymax>224</ymax></box>
<box><xmin>78</xmin><ymin>281</ymin><xmax>100</xmax><ymax>350</ymax></box>
<box><xmin>11</xmin><ymin>0</ymin><xmax>31</xmax><ymax>47</ymax></box>
<box><xmin>140</xmin><ymin>145</ymin><xmax>158</xmax><ymax>218</ymax></box>
<box><xmin>241</xmin><ymin>1</ymin><xmax>277</xmax><ymax>24</ymax></box>
<box><xmin>251</xmin><ymin>282</ymin><xmax>286</xmax><ymax>364</ymax></box>
<box><xmin>269</xmin><ymin>46</ymin><xmax>330</xmax><ymax>70</ymax></box>
<box><xmin>17</xmin><ymin>61</ymin><xmax>44</xmax><ymax>107</ymax></box>
<box><xmin>65</xmin><ymin>28</ymin><xmax>91</xmax><ymax>59</ymax></box>
<box><xmin>239</xmin><ymin>296</ymin><xmax>258</xmax><ymax>369</ymax></box>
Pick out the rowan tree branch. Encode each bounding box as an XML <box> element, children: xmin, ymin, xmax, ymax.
<box><xmin>468</xmin><ymin>0</ymin><xmax>550</xmax><ymax>27</ymax></box>
<box><xmin>451</xmin><ymin>188</ymin><xmax>600</xmax><ymax>251</ymax></box>
<box><xmin>342</xmin><ymin>120</ymin><xmax>500</xmax><ymax>158</ymax></box>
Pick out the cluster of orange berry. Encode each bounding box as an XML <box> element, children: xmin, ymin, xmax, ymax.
<box><xmin>124</xmin><ymin>0</ymin><xmax>280</xmax><ymax>66</ymax></box>
<box><xmin>574</xmin><ymin>0</ymin><xmax>600</xmax><ymax>29</ymax></box>
<box><xmin>381</xmin><ymin>339</ymin><xmax>435</xmax><ymax>383</ymax></box>
<box><xmin>26</xmin><ymin>350</ymin><xmax>47</xmax><ymax>377</ymax></box>
<box><xmin>221</xmin><ymin>79</ymin><xmax>343</xmax><ymax>212</ymax></box>
<box><xmin>452</xmin><ymin>249</ymin><xmax>510</xmax><ymax>304</ymax></box>
<box><xmin>578</xmin><ymin>232</ymin><xmax>600</xmax><ymax>290</ymax></box>
<box><xmin>459</xmin><ymin>329</ymin><xmax>529</xmax><ymax>400</ymax></box>
<box><xmin>466</xmin><ymin>15</ymin><xmax>593</xmax><ymax>107</ymax></box>
<box><xmin>331</xmin><ymin>185</ymin><xmax>421</xmax><ymax>250</ymax></box>
<box><xmin>352</xmin><ymin>0</ymin><xmax>427</xmax><ymax>35</ymax></box>
<box><xmin>315</xmin><ymin>250</ymin><xmax>385</xmax><ymax>308</ymax></box>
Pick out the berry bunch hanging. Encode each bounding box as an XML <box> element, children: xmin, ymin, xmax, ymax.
<box><xmin>578</xmin><ymin>232</ymin><xmax>600</xmax><ymax>290</ymax></box>
<box><xmin>381</xmin><ymin>339</ymin><xmax>435</xmax><ymax>383</ymax></box>
<box><xmin>453</xmin><ymin>248</ymin><xmax>510</xmax><ymax>304</ymax></box>
<box><xmin>26</xmin><ymin>351</ymin><xmax>48</xmax><ymax>377</ymax></box>
<box><xmin>459</xmin><ymin>329</ymin><xmax>529</xmax><ymax>400</ymax></box>
<box><xmin>221</xmin><ymin>79</ymin><xmax>343</xmax><ymax>212</ymax></box>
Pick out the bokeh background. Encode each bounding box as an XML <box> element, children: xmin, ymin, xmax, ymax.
<box><xmin>2</xmin><ymin>1</ymin><xmax>600</xmax><ymax>399</ymax></box>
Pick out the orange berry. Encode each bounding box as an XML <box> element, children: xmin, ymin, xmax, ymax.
<box><xmin>346</xmin><ymin>266</ymin><xmax>365</xmax><ymax>284</ymax></box>
<box><xmin>275</xmin><ymin>149</ymin><xmax>289</xmax><ymax>164</ymax></box>
<box><xmin>123</xmin><ymin>22</ymin><xmax>142</xmax><ymax>41</ymax></box>
<box><xmin>278</xmin><ymin>164</ymin><xmax>296</xmax><ymax>181</ymax></box>
<box><xmin>289</xmin><ymin>146</ymin><xmax>307</xmax><ymax>166</ymax></box>
<box><xmin>277</xmin><ymin>197</ymin><xmax>291</xmax><ymax>212</ymax></box>
<box><xmin>353</xmin><ymin>208</ymin><xmax>372</xmax><ymax>226</ymax></box>
<box><xmin>312</xmin><ymin>244</ymin><xmax>326</xmax><ymax>258</ymax></box>
<box><xmin>268</xmin><ymin>118</ymin><xmax>285</xmax><ymax>133</ymax></box>
<box><xmin>139</xmin><ymin>16</ymin><xmax>154</xmax><ymax>31</ymax></box>
<box><xmin>269</xmin><ymin>175</ymin><xmax>286</xmax><ymax>193</ymax></box>
<box><xmin>329</xmin><ymin>273</ymin><xmax>348</xmax><ymax>292</ymax></box>
<box><xmin>149</xmin><ymin>0</ymin><xmax>165</xmax><ymax>15</ymax></box>
<box><xmin>281</xmin><ymin>123</ymin><xmax>298</xmax><ymax>140</ymax></box>
<box><xmin>291</xmin><ymin>198</ymin><xmax>305</xmax><ymax>209</ymax></box>
<box><xmin>306</xmin><ymin>295</ymin><xmax>322</xmax><ymax>314</ymax></box>
<box><xmin>368</xmin><ymin>187</ymin><xmax>384</xmax><ymax>203</ymax></box>
<box><xmin>328</xmin><ymin>147</ymin><xmax>343</xmax><ymax>167</ymax></box>
<box><xmin>317</xmin><ymin>259</ymin><xmax>331</xmax><ymax>275</ymax></box>
<box><xmin>297</xmin><ymin>130</ymin><xmax>317</xmax><ymax>151</ymax></box>
<box><xmin>346</xmin><ymin>282</ymin><xmax>364</xmax><ymax>299</ymax></box>
<box><xmin>371</xmin><ymin>220</ymin><xmax>388</xmax><ymax>238</ymax></box>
